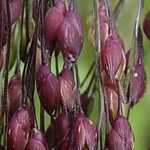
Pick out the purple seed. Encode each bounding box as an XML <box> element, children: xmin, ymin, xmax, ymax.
<box><xmin>25</xmin><ymin>128</ymin><xmax>48</xmax><ymax>150</ymax></box>
<box><xmin>128</xmin><ymin>64</ymin><xmax>146</xmax><ymax>107</ymax></box>
<box><xmin>71</xmin><ymin>113</ymin><xmax>97</xmax><ymax>150</ymax></box>
<box><xmin>58</xmin><ymin>66</ymin><xmax>74</xmax><ymax>87</ymax></box>
<box><xmin>8</xmin><ymin>106</ymin><xmax>31</xmax><ymax>150</ymax></box>
<box><xmin>8</xmin><ymin>73</ymin><xmax>22</xmax><ymax>117</ymax></box>
<box><xmin>44</xmin><ymin>0</ymin><xmax>66</xmax><ymax>50</ymax></box>
<box><xmin>108</xmin><ymin>115</ymin><xmax>134</xmax><ymax>150</ymax></box>
<box><xmin>46</xmin><ymin>113</ymin><xmax>70</xmax><ymax>149</ymax></box>
<box><xmin>101</xmin><ymin>29</ymin><xmax>126</xmax><ymax>81</ymax></box>
<box><xmin>55</xmin><ymin>139</ymin><xmax>69</xmax><ymax>150</ymax></box>
<box><xmin>36</xmin><ymin>64</ymin><xmax>61</xmax><ymax>115</ymax></box>
<box><xmin>57</xmin><ymin>9</ymin><xmax>84</xmax><ymax>63</ymax></box>
<box><xmin>58</xmin><ymin>67</ymin><xmax>76</xmax><ymax>110</ymax></box>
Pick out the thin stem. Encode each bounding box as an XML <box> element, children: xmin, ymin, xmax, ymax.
<box><xmin>124</xmin><ymin>0</ymin><xmax>143</xmax><ymax>119</ymax></box>
<box><xmin>25</xmin><ymin>0</ymin><xmax>30</xmax><ymax>46</ymax></box>
<box><xmin>0</xmin><ymin>1</ymin><xmax>2</xmax><ymax>50</ymax></box>
<box><xmin>104</xmin><ymin>0</ymin><xmax>113</xmax><ymax>34</ymax></box>
<box><xmin>113</xmin><ymin>0</ymin><xmax>125</xmax><ymax>24</ymax></box>
<box><xmin>17</xmin><ymin>2</ymin><xmax>25</xmax><ymax>74</ymax></box>
<box><xmin>55</xmin><ymin>53</ymin><xmax>59</xmax><ymax>75</ymax></box>
<box><xmin>75</xmin><ymin>63</ymin><xmax>83</xmax><ymax>112</ymax></box>
<box><xmin>40</xmin><ymin>105</ymin><xmax>45</xmax><ymax>133</ymax></box>
<box><xmin>93</xmin><ymin>0</ymin><xmax>105</xmax><ymax>149</ymax></box>
<box><xmin>40</xmin><ymin>0</ymin><xmax>46</xmax><ymax>65</ymax></box>
<box><xmin>80</xmin><ymin>62</ymin><xmax>95</xmax><ymax>88</ymax></box>
<box><xmin>3</xmin><ymin>0</ymin><xmax>12</xmax><ymax>148</ymax></box>
<box><xmin>86</xmin><ymin>73</ymin><xmax>95</xmax><ymax>94</ymax></box>
<box><xmin>117</xmin><ymin>80</ymin><xmax>124</xmax><ymax>115</ymax></box>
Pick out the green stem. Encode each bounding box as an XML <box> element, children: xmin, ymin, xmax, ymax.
<box><xmin>93</xmin><ymin>0</ymin><xmax>105</xmax><ymax>149</ymax></box>
<box><xmin>75</xmin><ymin>63</ymin><xmax>83</xmax><ymax>112</ymax></box>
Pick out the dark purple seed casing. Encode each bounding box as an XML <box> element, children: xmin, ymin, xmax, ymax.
<box><xmin>8</xmin><ymin>73</ymin><xmax>22</xmax><ymax>116</ymax></box>
<box><xmin>36</xmin><ymin>64</ymin><xmax>60</xmax><ymax>115</ymax></box>
<box><xmin>53</xmin><ymin>113</ymin><xmax>69</xmax><ymax>146</ymax></box>
<box><xmin>108</xmin><ymin>115</ymin><xmax>134</xmax><ymax>150</ymax></box>
<box><xmin>101</xmin><ymin>30</ymin><xmax>126</xmax><ymax>81</ymax></box>
<box><xmin>71</xmin><ymin>113</ymin><xmax>97</xmax><ymax>150</ymax></box>
<box><xmin>57</xmin><ymin>9</ymin><xmax>84</xmax><ymax>63</ymax></box>
<box><xmin>46</xmin><ymin>113</ymin><xmax>69</xmax><ymax>149</ymax></box>
<box><xmin>58</xmin><ymin>66</ymin><xmax>74</xmax><ymax>87</ymax></box>
<box><xmin>58</xmin><ymin>67</ymin><xmax>76</xmax><ymax>109</ymax></box>
<box><xmin>44</xmin><ymin>0</ymin><xmax>66</xmax><ymax>49</ymax></box>
<box><xmin>8</xmin><ymin>106</ymin><xmax>31</xmax><ymax>150</ymax></box>
<box><xmin>128</xmin><ymin>64</ymin><xmax>146</xmax><ymax>107</ymax></box>
<box><xmin>143</xmin><ymin>12</ymin><xmax>150</xmax><ymax>40</ymax></box>
<box><xmin>25</xmin><ymin>128</ymin><xmax>48</xmax><ymax>150</ymax></box>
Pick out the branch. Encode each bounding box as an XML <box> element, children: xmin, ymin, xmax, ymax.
<box><xmin>124</xmin><ymin>0</ymin><xmax>144</xmax><ymax>119</ymax></box>
<box><xmin>92</xmin><ymin>0</ymin><xmax>105</xmax><ymax>149</ymax></box>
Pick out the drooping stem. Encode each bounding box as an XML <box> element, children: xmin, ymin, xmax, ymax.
<box><xmin>16</xmin><ymin>0</ymin><xmax>25</xmax><ymax>74</ymax></box>
<box><xmin>39</xmin><ymin>0</ymin><xmax>46</xmax><ymax>132</ymax></box>
<box><xmin>113</xmin><ymin>0</ymin><xmax>125</xmax><ymax>24</ymax></box>
<box><xmin>124</xmin><ymin>0</ymin><xmax>144</xmax><ymax>119</ymax></box>
<box><xmin>92</xmin><ymin>0</ymin><xmax>105</xmax><ymax>149</ymax></box>
<box><xmin>3</xmin><ymin>0</ymin><xmax>12</xmax><ymax>148</ymax></box>
<box><xmin>75</xmin><ymin>63</ymin><xmax>83</xmax><ymax>112</ymax></box>
<box><xmin>40</xmin><ymin>0</ymin><xmax>46</xmax><ymax>65</ymax></box>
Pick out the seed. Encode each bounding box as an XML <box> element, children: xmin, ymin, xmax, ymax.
<box><xmin>71</xmin><ymin>113</ymin><xmax>97</xmax><ymax>150</ymax></box>
<box><xmin>44</xmin><ymin>0</ymin><xmax>66</xmax><ymax>50</ymax></box>
<box><xmin>57</xmin><ymin>9</ymin><xmax>84</xmax><ymax>63</ymax></box>
<box><xmin>8</xmin><ymin>73</ymin><xmax>22</xmax><ymax>117</ymax></box>
<box><xmin>128</xmin><ymin>64</ymin><xmax>146</xmax><ymax>107</ymax></box>
<box><xmin>25</xmin><ymin>128</ymin><xmax>48</xmax><ymax>150</ymax></box>
<box><xmin>46</xmin><ymin>113</ymin><xmax>70</xmax><ymax>149</ymax></box>
<box><xmin>101</xmin><ymin>29</ymin><xmax>126</xmax><ymax>81</ymax></box>
<box><xmin>8</xmin><ymin>106</ymin><xmax>31</xmax><ymax>150</ymax></box>
<box><xmin>36</xmin><ymin>64</ymin><xmax>61</xmax><ymax>115</ymax></box>
<box><xmin>108</xmin><ymin>115</ymin><xmax>134</xmax><ymax>150</ymax></box>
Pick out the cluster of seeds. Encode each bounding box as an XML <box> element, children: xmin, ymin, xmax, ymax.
<box><xmin>0</xmin><ymin>0</ymin><xmax>149</xmax><ymax>149</ymax></box>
